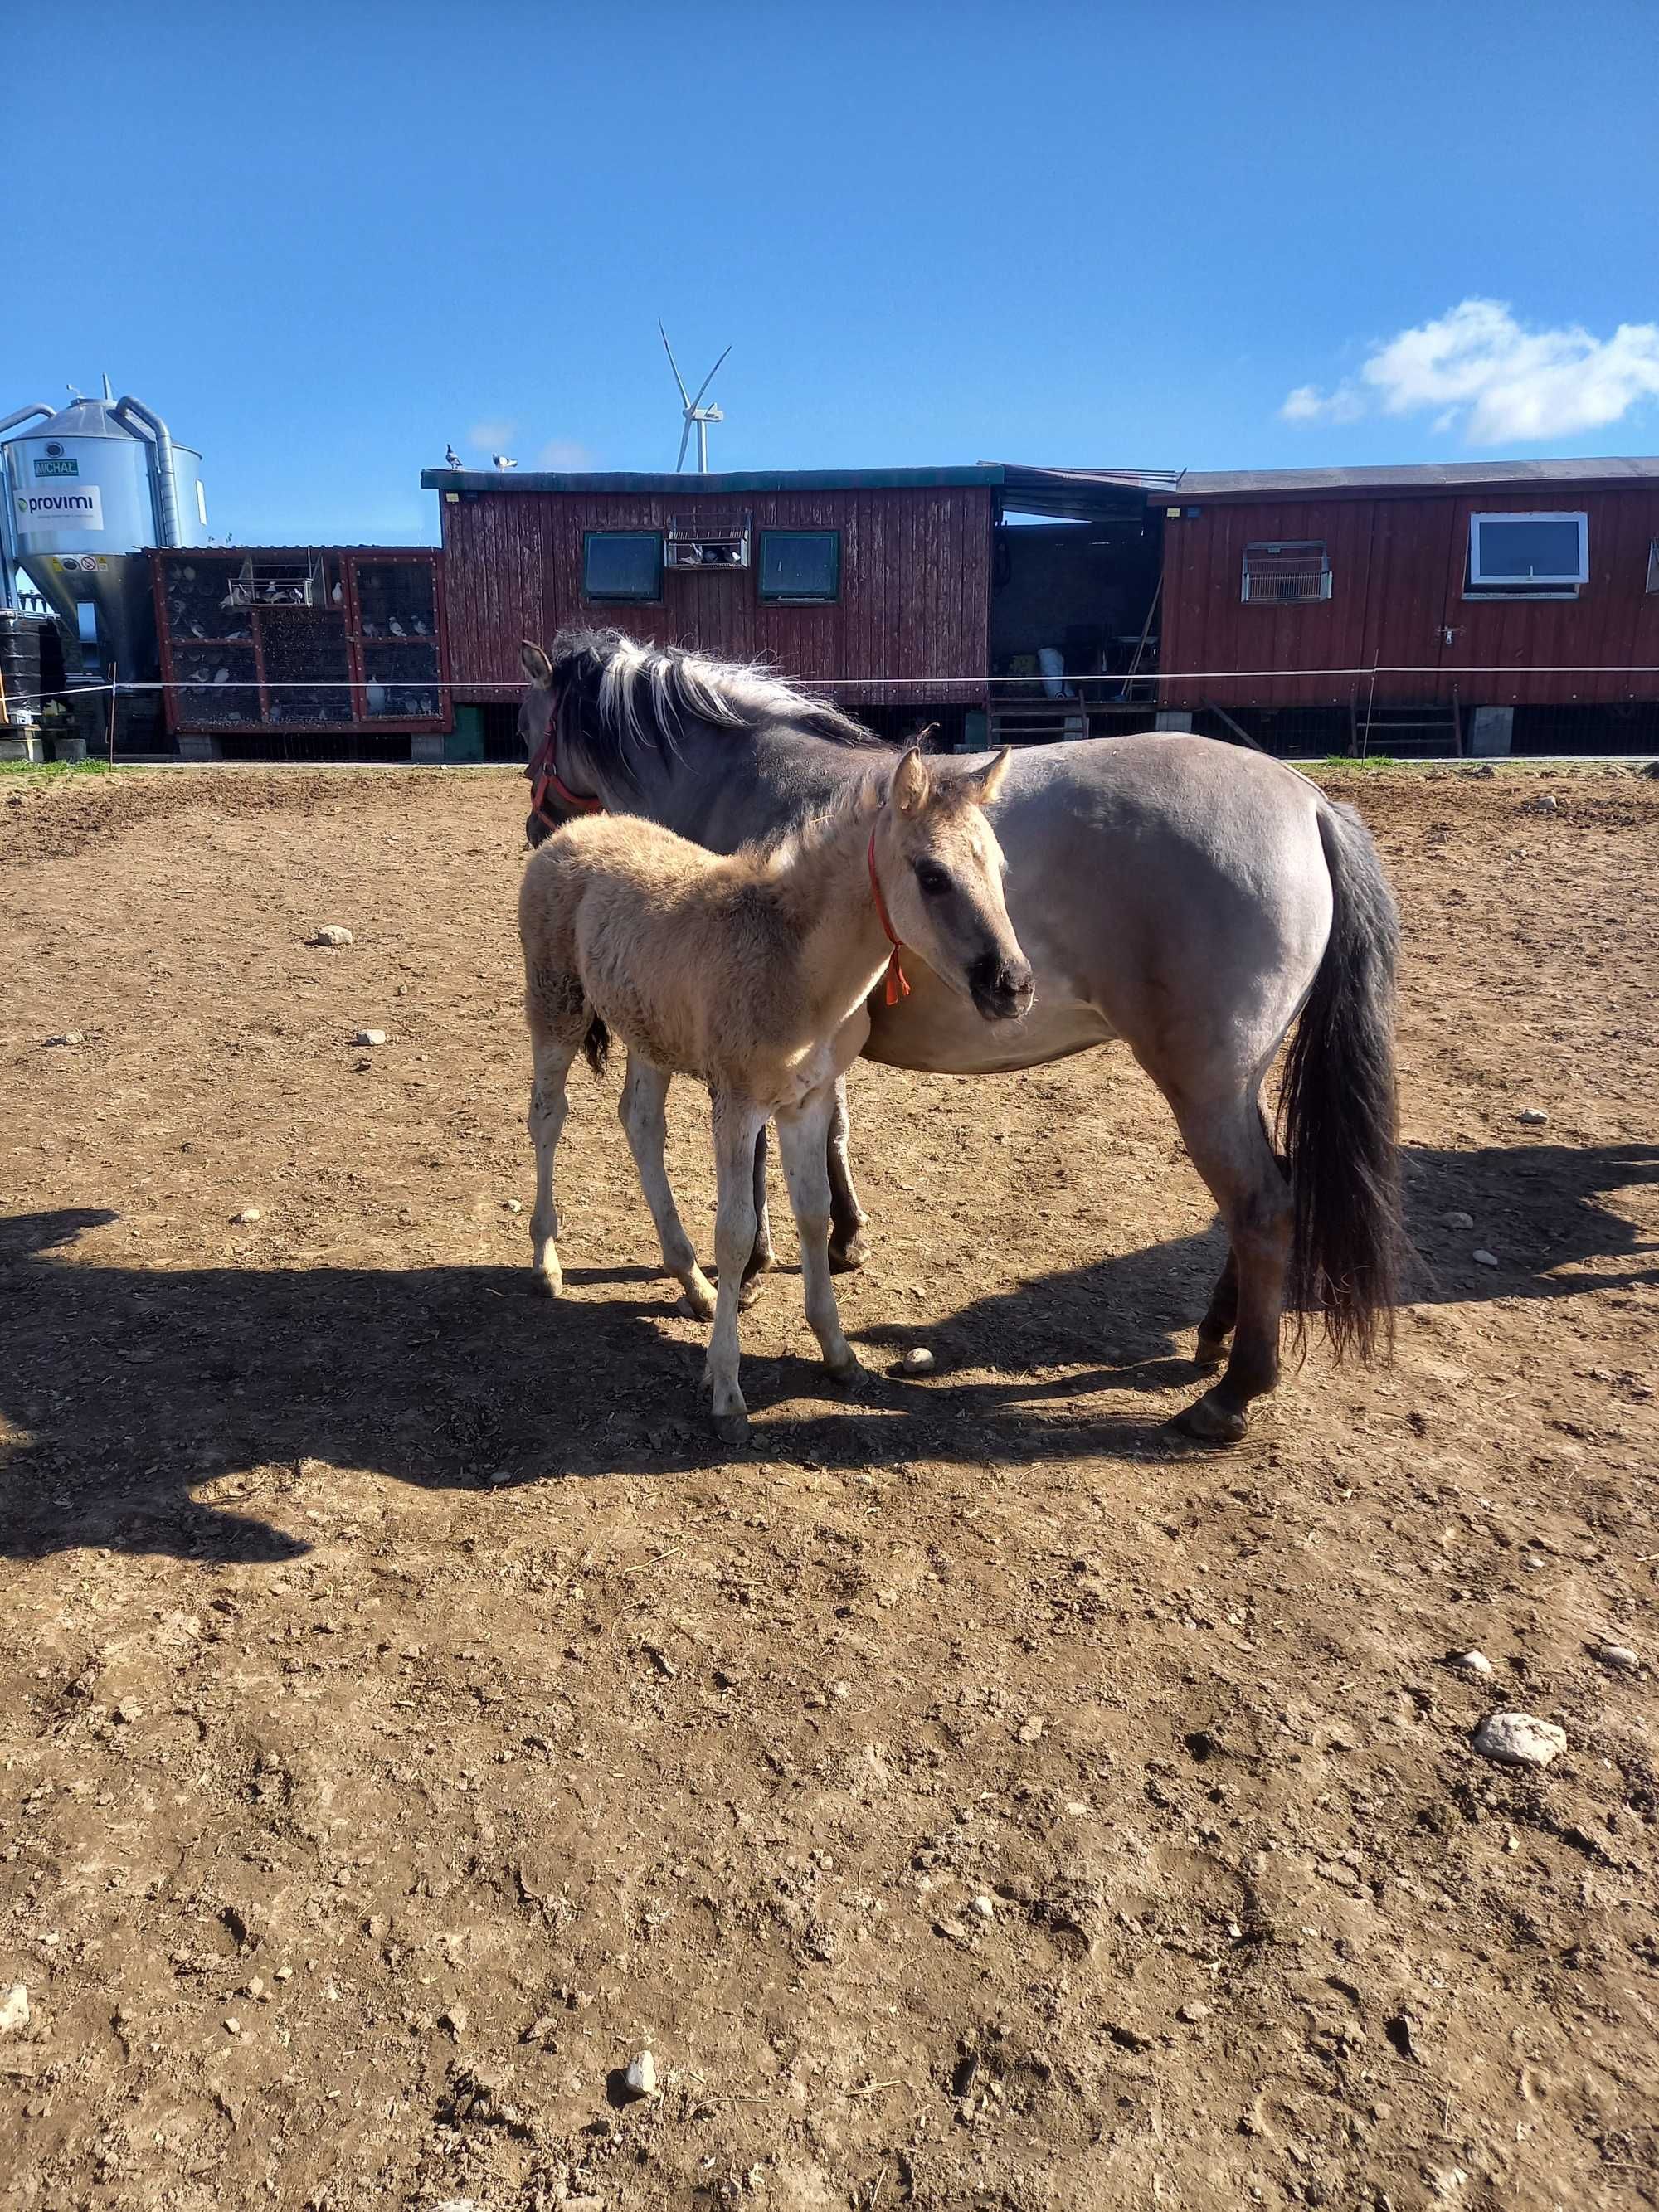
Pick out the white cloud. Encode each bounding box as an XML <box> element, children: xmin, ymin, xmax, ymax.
<box><xmin>1282</xmin><ymin>299</ymin><xmax>1659</xmax><ymax>444</ymax></box>
<box><xmin>467</xmin><ymin>419</ymin><xmax>517</xmax><ymax>452</ymax></box>
<box><xmin>536</xmin><ymin>438</ymin><xmax>596</xmax><ymax>469</ymax></box>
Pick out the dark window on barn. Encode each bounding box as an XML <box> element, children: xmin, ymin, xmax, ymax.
<box><xmin>1240</xmin><ymin>542</ymin><xmax>1331</xmax><ymax>605</ymax></box>
<box><xmin>1467</xmin><ymin>512</ymin><xmax>1588</xmax><ymax>593</ymax></box>
<box><xmin>1647</xmin><ymin>541</ymin><xmax>1659</xmax><ymax>595</ymax></box>
<box><xmin>583</xmin><ymin>532</ymin><xmax>663</xmax><ymax>602</ymax></box>
<box><xmin>759</xmin><ymin>531</ymin><xmax>841</xmax><ymax>603</ymax></box>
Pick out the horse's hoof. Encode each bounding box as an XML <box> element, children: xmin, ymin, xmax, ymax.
<box><xmin>713</xmin><ymin>1408</ymin><xmax>751</xmax><ymax>1447</ymax></box>
<box><xmin>747</xmin><ymin>1242</ymin><xmax>777</xmax><ymax>1278</ymax></box>
<box><xmin>676</xmin><ymin>1286</ymin><xmax>717</xmax><ymax>1323</ymax></box>
<box><xmin>531</xmin><ymin>1271</ymin><xmax>562</xmax><ymax>1300</ymax></box>
<box><xmin>825</xmin><ymin>1351</ymin><xmax>864</xmax><ymax>1389</ymax></box>
<box><xmin>1169</xmin><ymin>1390</ymin><xmax>1248</xmax><ymax>1446</ymax></box>
<box><xmin>1194</xmin><ymin>1333</ymin><xmax>1230</xmax><ymax>1370</ymax></box>
<box><xmin>828</xmin><ymin>1233</ymin><xmax>869</xmax><ymax>1275</ymax></box>
<box><xmin>737</xmin><ymin>1276</ymin><xmax>766</xmax><ymax>1312</ymax></box>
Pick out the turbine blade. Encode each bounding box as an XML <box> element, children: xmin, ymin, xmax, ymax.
<box><xmin>689</xmin><ymin>343</ymin><xmax>732</xmax><ymax>410</ymax></box>
<box><xmin>676</xmin><ymin>421</ymin><xmax>692</xmax><ymax>471</ymax></box>
<box><xmin>659</xmin><ymin>321</ymin><xmax>690</xmax><ymax>406</ymax></box>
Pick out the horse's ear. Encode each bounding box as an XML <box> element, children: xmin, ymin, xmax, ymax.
<box><xmin>520</xmin><ymin>641</ymin><xmax>553</xmax><ymax>688</ymax></box>
<box><xmin>975</xmin><ymin>746</ymin><xmax>1012</xmax><ymax>802</ymax></box>
<box><xmin>892</xmin><ymin>747</ymin><xmax>931</xmax><ymax>817</ymax></box>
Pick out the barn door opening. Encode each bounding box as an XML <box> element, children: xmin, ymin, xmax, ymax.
<box><xmin>989</xmin><ymin>505</ymin><xmax>1162</xmax><ymax>745</ymax></box>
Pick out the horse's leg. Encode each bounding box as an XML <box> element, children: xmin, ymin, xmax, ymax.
<box><xmin>703</xmin><ymin>1091</ymin><xmax>767</xmax><ymax>1446</ymax></box>
<box><xmin>527</xmin><ymin>1033</ymin><xmax>577</xmax><ymax>1298</ymax></box>
<box><xmin>618</xmin><ymin>1055</ymin><xmax>717</xmax><ymax>1322</ymax></box>
<box><xmin>1194</xmin><ymin>1249</ymin><xmax>1238</xmax><ymax>1369</ymax></box>
<box><xmin>826</xmin><ymin>1075</ymin><xmax>870</xmax><ymax>1272</ymax></box>
<box><xmin>1167</xmin><ymin>1089</ymin><xmax>1292</xmax><ymax>1443</ymax></box>
<box><xmin>776</xmin><ymin>1087</ymin><xmax>860</xmax><ymax>1382</ymax></box>
<box><xmin>742</xmin><ymin>1122</ymin><xmax>776</xmax><ymax>1302</ymax></box>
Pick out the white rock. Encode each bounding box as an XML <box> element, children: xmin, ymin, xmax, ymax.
<box><xmin>1516</xmin><ymin>1107</ymin><xmax>1549</xmax><ymax>1125</ymax></box>
<box><xmin>971</xmin><ymin>1894</ymin><xmax>995</xmax><ymax>1921</ymax></box>
<box><xmin>1596</xmin><ymin>1643</ymin><xmax>1640</xmax><ymax>1672</ymax></box>
<box><xmin>314</xmin><ymin>925</ymin><xmax>353</xmax><ymax>948</ymax></box>
<box><xmin>623</xmin><ymin>2048</ymin><xmax>657</xmax><ymax>2098</ymax></box>
<box><xmin>234</xmin><ymin>1208</ymin><xmax>261</xmax><ymax>1225</ymax></box>
<box><xmin>1472</xmin><ymin>1712</ymin><xmax>1567</xmax><ymax>1769</ymax></box>
<box><xmin>1178</xmin><ymin>2000</ymin><xmax>1210</xmax><ymax>2024</ymax></box>
<box><xmin>901</xmin><ymin>1345</ymin><xmax>936</xmax><ymax>1374</ymax></box>
<box><xmin>0</xmin><ymin>1984</ymin><xmax>28</xmax><ymax>2035</ymax></box>
<box><xmin>434</xmin><ymin>2200</ymin><xmax>486</xmax><ymax>2212</ymax></box>
<box><xmin>42</xmin><ymin>1031</ymin><xmax>84</xmax><ymax>1048</ymax></box>
<box><xmin>1472</xmin><ymin>1249</ymin><xmax>1499</xmax><ymax>1268</ymax></box>
<box><xmin>352</xmin><ymin>1028</ymin><xmax>387</xmax><ymax>1048</ymax></box>
<box><xmin>503</xmin><ymin>1198</ymin><xmax>523</xmax><ymax>1214</ymax></box>
<box><xmin>1441</xmin><ymin>1210</ymin><xmax>1475</xmax><ymax>1230</ymax></box>
<box><xmin>1450</xmin><ymin>1650</ymin><xmax>1493</xmax><ymax>1676</ymax></box>
<box><xmin>1015</xmin><ymin>1715</ymin><xmax>1044</xmax><ymax>1746</ymax></box>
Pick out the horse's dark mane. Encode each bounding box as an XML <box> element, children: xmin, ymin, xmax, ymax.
<box><xmin>548</xmin><ymin>627</ymin><xmax>883</xmax><ymax>790</ymax></box>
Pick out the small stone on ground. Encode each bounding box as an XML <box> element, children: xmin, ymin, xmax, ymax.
<box><xmin>0</xmin><ymin>1985</ymin><xmax>29</xmax><ymax>2035</ymax></box>
<box><xmin>1441</xmin><ymin>1210</ymin><xmax>1475</xmax><ymax>1230</ymax></box>
<box><xmin>901</xmin><ymin>1345</ymin><xmax>936</xmax><ymax>1374</ymax></box>
<box><xmin>1517</xmin><ymin>1106</ymin><xmax>1549</xmax><ymax>1124</ymax></box>
<box><xmin>623</xmin><ymin>2049</ymin><xmax>657</xmax><ymax>2098</ymax></box>
<box><xmin>1596</xmin><ymin>1643</ymin><xmax>1639</xmax><ymax>1672</ymax></box>
<box><xmin>353</xmin><ymin>1028</ymin><xmax>387</xmax><ymax>1048</ymax></box>
<box><xmin>1451</xmin><ymin>1650</ymin><xmax>1494</xmax><ymax>1676</ymax></box>
<box><xmin>234</xmin><ymin>1208</ymin><xmax>261</xmax><ymax>1224</ymax></box>
<box><xmin>314</xmin><ymin>925</ymin><xmax>354</xmax><ymax>947</ymax></box>
<box><xmin>1473</xmin><ymin>1712</ymin><xmax>1567</xmax><ymax>1769</ymax></box>
<box><xmin>1472</xmin><ymin>1249</ymin><xmax>1500</xmax><ymax>1267</ymax></box>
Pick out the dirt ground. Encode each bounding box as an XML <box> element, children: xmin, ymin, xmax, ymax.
<box><xmin>2</xmin><ymin>756</ymin><xmax>1656</xmax><ymax>2212</ymax></box>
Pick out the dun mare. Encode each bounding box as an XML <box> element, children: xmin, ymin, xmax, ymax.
<box><xmin>518</xmin><ymin>746</ymin><xmax>1032</xmax><ymax>1441</ymax></box>
<box><xmin>518</xmin><ymin>629</ymin><xmax>1403</xmax><ymax>1443</ymax></box>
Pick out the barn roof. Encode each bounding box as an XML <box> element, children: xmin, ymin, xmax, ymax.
<box><xmin>1112</xmin><ymin>456</ymin><xmax>1659</xmax><ymax>500</ymax></box>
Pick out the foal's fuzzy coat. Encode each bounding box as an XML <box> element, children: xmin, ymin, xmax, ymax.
<box><xmin>518</xmin><ymin>747</ymin><xmax>1031</xmax><ymax>1441</ymax></box>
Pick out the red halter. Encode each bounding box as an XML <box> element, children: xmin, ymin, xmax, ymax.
<box><xmin>867</xmin><ymin>828</ymin><xmax>911</xmax><ymax>1007</ymax></box>
<box><xmin>527</xmin><ymin>690</ymin><xmax>603</xmax><ymax>829</ymax></box>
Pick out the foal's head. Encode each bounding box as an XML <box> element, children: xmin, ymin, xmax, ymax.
<box><xmin>873</xmin><ymin>747</ymin><xmax>1034</xmax><ymax>1023</ymax></box>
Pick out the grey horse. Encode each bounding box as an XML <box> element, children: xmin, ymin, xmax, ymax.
<box><xmin>517</xmin><ymin>629</ymin><xmax>1402</xmax><ymax>1442</ymax></box>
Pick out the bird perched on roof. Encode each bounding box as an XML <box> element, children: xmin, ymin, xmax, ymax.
<box><xmin>445</xmin><ymin>444</ymin><xmax>461</xmax><ymax>468</ymax></box>
<box><xmin>492</xmin><ymin>453</ymin><xmax>518</xmax><ymax>469</ymax></box>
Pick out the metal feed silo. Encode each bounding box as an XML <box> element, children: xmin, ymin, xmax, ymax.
<box><xmin>1</xmin><ymin>381</ymin><xmax>207</xmax><ymax>708</ymax></box>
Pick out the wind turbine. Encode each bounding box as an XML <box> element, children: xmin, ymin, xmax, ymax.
<box><xmin>659</xmin><ymin>321</ymin><xmax>732</xmax><ymax>472</ymax></box>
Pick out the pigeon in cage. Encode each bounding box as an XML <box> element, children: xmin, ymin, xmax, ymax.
<box><xmin>445</xmin><ymin>444</ymin><xmax>462</xmax><ymax>469</ymax></box>
<box><xmin>188</xmin><ymin>620</ymin><xmax>207</xmax><ymax>639</ymax></box>
<box><xmin>388</xmin><ymin>617</ymin><xmax>406</xmax><ymax>638</ymax></box>
<box><xmin>363</xmin><ymin>621</ymin><xmax>380</xmax><ymax>639</ymax></box>
<box><xmin>492</xmin><ymin>453</ymin><xmax>518</xmax><ymax>469</ymax></box>
<box><xmin>213</xmin><ymin>668</ymin><xmax>231</xmax><ymax>685</ymax></box>
<box><xmin>411</xmin><ymin>616</ymin><xmax>429</xmax><ymax>635</ymax></box>
<box><xmin>331</xmin><ymin>580</ymin><xmax>343</xmax><ymax>605</ymax></box>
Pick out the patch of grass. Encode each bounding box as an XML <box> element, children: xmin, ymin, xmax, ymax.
<box><xmin>0</xmin><ymin>755</ymin><xmax>114</xmax><ymax>777</ymax></box>
<box><xmin>1321</xmin><ymin>753</ymin><xmax>1399</xmax><ymax>771</ymax></box>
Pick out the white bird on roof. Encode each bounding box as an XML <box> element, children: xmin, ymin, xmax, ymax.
<box><xmin>492</xmin><ymin>453</ymin><xmax>518</xmax><ymax>470</ymax></box>
<box><xmin>445</xmin><ymin>444</ymin><xmax>461</xmax><ymax>468</ymax></box>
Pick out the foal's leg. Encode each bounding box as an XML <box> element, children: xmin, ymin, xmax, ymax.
<box><xmin>618</xmin><ymin>1055</ymin><xmax>717</xmax><ymax>1322</ymax></box>
<box><xmin>776</xmin><ymin>1087</ymin><xmax>861</xmax><ymax>1382</ymax></box>
<box><xmin>703</xmin><ymin>1091</ymin><xmax>768</xmax><ymax>1445</ymax></box>
<box><xmin>527</xmin><ymin>1034</ymin><xmax>578</xmax><ymax>1297</ymax></box>
<box><xmin>1167</xmin><ymin>1087</ymin><xmax>1292</xmax><ymax>1443</ymax></box>
<box><xmin>826</xmin><ymin>1076</ymin><xmax>870</xmax><ymax>1273</ymax></box>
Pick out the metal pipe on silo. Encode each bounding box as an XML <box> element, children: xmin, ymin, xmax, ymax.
<box><xmin>112</xmin><ymin>394</ymin><xmax>181</xmax><ymax>549</ymax></box>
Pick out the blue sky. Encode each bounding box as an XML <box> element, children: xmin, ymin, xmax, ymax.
<box><xmin>9</xmin><ymin>1</ymin><xmax>1657</xmax><ymax>546</ymax></box>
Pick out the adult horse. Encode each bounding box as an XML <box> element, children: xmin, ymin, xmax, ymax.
<box><xmin>518</xmin><ymin>628</ymin><xmax>1402</xmax><ymax>1441</ymax></box>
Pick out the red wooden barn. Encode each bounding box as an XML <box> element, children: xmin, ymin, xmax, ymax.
<box><xmin>424</xmin><ymin>455</ymin><xmax>1659</xmax><ymax>757</ymax></box>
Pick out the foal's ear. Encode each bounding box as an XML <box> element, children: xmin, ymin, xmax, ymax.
<box><xmin>892</xmin><ymin>746</ymin><xmax>931</xmax><ymax>817</ymax></box>
<box><xmin>520</xmin><ymin>640</ymin><xmax>554</xmax><ymax>688</ymax></box>
<box><xmin>975</xmin><ymin>746</ymin><xmax>1012</xmax><ymax>802</ymax></box>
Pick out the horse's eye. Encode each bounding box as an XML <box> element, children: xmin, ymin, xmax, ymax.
<box><xmin>915</xmin><ymin>861</ymin><xmax>952</xmax><ymax>897</ymax></box>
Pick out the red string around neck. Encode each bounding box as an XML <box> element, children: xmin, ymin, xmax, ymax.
<box><xmin>867</xmin><ymin>828</ymin><xmax>911</xmax><ymax>1007</ymax></box>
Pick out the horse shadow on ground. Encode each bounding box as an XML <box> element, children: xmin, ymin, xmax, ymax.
<box><xmin>2</xmin><ymin>1139</ymin><xmax>1653</xmax><ymax>1566</ymax></box>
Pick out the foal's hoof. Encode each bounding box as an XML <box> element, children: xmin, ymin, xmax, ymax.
<box><xmin>530</xmin><ymin>1271</ymin><xmax>562</xmax><ymax>1300</ymax></box>
<box><xmin>828</xmin><ymin>1232</ymin><xmax>870</xmax><ymax>1275</ymax></box>
<box><xmin>675</xmin><ymin>1283</ymin><xmax>717</xmax><ymax>1323</ymax></box>
<box><xmin>825</xmin><ymin>1350</ymin><xmax>864</xmax><ymax>1389</ymax></box>
<box><xmin>1193</xmin><ymin>1332</ymin><xmax>1231</xmax><ymax>1371</ymax></box>
<box><xmin>713</xmin><ymin>1408</ymin><xmax>751</xmax><ymax>1447</ymax></box>
<box><xmin>1168</xmin><ymin>1389</ymin><xmax>1248</xmax><ymax>1446</ymax></box>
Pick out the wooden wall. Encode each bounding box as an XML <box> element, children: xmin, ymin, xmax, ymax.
<box><xmin>439</xmin><ymin>485</ymin><xmax>995</xmax><ymax>708</ymax></box>
<box><xmin>1159</xmin><ymin>484</ymin><xmax>1659</xmax><ymax>708</ymax></box>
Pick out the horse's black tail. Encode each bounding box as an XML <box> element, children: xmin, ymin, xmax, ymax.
<box><xmin>1278</xmin><ymin>799</ymin><xmax>1403</xmax><ymax>1361</ymax></box>
<box><xmin>582</xmin><ymin>1014</ymin><xmax>611</xmax><ymax>1080</ymax></box>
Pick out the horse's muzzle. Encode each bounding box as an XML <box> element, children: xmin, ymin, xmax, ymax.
<box><xmin>969</xmin><ymin>950</ymin><xmax>1036</xmax><ymax>1023</ymax></box>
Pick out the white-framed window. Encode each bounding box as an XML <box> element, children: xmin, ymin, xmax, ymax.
<box><xmin>1468</xmin><ymin>511</ymin><xmax>1588</xmax><ymax>590</ymax></box>
<box><xmin>1240</xmin><ymin>541</ymin><xmax>1331</xmax><ymax>605</ymax></box>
